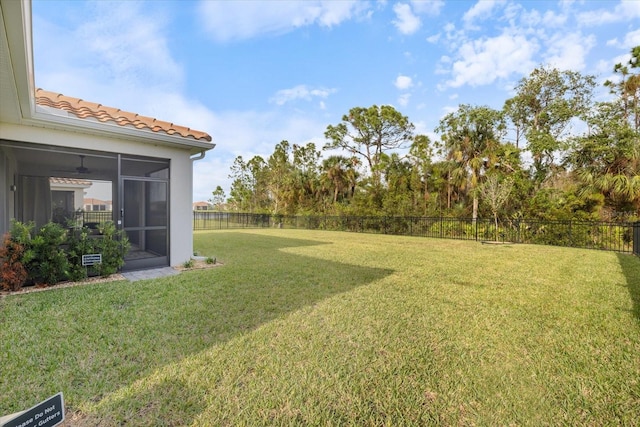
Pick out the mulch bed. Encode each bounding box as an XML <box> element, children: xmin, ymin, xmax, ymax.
<box><xmin>1</xmin><ymin>261</ymin><xmax>223</xmax><ymax>297</ymax></box>
<box><xmin>0</xmin><ymin>274</ymin><xmax>126</xmax><ymax>297</ymax></box>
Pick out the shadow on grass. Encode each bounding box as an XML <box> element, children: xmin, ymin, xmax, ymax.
<box><xmin>1</xmin><ymin>232</ymin><xmax>393</xmax><ymax>424</ymax></box>
<box><xmin>617</xmin><ymin>253</ymin><xmax>640</xmax><ymax>323</ymax></box>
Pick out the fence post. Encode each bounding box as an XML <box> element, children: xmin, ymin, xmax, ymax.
<box><xmin>634</xmin><ymin>222</ymin><xmax>640</xmax><ymax>256</ymax></box>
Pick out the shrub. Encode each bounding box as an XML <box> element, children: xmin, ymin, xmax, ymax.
<box><xmin>66</xmin><ymin>225</ymin><xmax>99</xmax><ymax>282</ymax></box>
<box><xmin>0</xmin><ymin>233</ymin><xmax>28</xmax><ymax>291</ymax></box>
<box><xmin>9</xmin><ymin>219</ymin><xmax>33</xmax><ymax>245</ymax></box>
<box><xmin>94</xmin><ymin>221</ymin><xmax>130</xmax><ymax>276</ymax></box>
<box><xmin>61</xmin><ymin>221</ymin><xmax>129</xmax><ymax>281</ymax></box>
<box><xmin>28</xmin><ymin>222</ymin><xmax>69</xmax><ymax>285</ymax></box>
<box><xmin>2</xmin><ymin>219</ymin><xmax>130</xmax><ymax>290</ymax></box>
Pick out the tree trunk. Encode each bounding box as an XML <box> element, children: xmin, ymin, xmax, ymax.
<box><xmin>472</xmin><ymin>195</ymin><xmax>478</xmax><ymax>222</ymax></box>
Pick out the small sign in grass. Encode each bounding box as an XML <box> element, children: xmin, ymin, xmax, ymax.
<box><xmin>0</xmin><ymin>393</ymin><xmax>64</xmax><ymax>427</ymax></box>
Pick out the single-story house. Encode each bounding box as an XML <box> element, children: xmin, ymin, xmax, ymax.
<box><xmin>0</xmin><ymin>0</ymin><xmax>215</xmax><ymax>270</ymax></box>
<box><xmin>193</xmin><ymin>201</ymin><xmax>212</xmax><ymax>211</ymax></box>
<box><xmin>50</xmin><ymin>177</ymin><xmax>92</xmax><ymax>212</ymax></box>
<box><xmin>49</xmin><ymin>177</ymin><xmax>92</xmax><ymax>224</ymax></box>
<box><xmin>84</xmin><ymin>198</ymin><xmax>113</xmax><ymax>212</ymax></box>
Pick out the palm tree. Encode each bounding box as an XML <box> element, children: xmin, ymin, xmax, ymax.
<box><xmin>321</xmin><ymin>155</ymin><xmax>350</xmax><ymax>204</ymax></box>
<box><xmin>569</xmin><ymin>101</ymin><xmax>640</xmax><ymax>215</ymax></box>
<box><xmin>435</xmin><ymin>105</ymin><xmax>506</xmax><ymax>220</ymax></box>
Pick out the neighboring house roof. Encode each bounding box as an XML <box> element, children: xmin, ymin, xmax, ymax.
<box><xmin>50</xmin><ymin>177</ymin><xmax>92</xmax><ymax>186</ymax></box>
<box><xmin>193</xmin><ymin>201</ymin><xmax>211</xmax><ymax>207</ymax></box>
<box><xmin>35</xmin><ymin>89</ymin><xmax>212</xmax><ymax>142</ymax></box>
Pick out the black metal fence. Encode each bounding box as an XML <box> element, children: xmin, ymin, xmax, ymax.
<box><xmin>193</xmin><ymin>212</ymin><xmax>271</xmax><ymax>230</ymax></box>
<box><xmin>193</xmin><ymin>211</ymin><xmax>638</xmax><ymax>254</ymax></box>
<box><xmin>52</xmin><ymin>211</ymin><xmax>115</xmax><ymax>228</ymax></box>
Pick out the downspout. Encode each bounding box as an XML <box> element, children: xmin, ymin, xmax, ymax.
<box><xmin>189</xmin><ymin>150</ymin><xmax>207</xmax><ymax>261</ymax></box>
<box><xmin>191</xmin><ymin>151</ymin><xmax>206</xmax><ymax>161</ymax></box>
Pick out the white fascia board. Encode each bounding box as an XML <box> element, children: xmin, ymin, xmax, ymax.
<box><xmin>2</xmin><ymin>0</ymin><xmax>36</xmax><ymax>120</ymax></box>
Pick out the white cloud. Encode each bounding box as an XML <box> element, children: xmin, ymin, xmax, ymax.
<box><xmin>624</xmin><ymin>29</ymin><xmax>640</xmax><ymax>48</ymax></box>
<box><xmin>577</xmin><ymin>0</ymin><xmax>640</xmax><ymax>26</ymax></box>
<box><xmin>192</xmin><ymin>109</ymin><xmax>329</xmax><ymax>200</ymax></box>
<box><xmin>34</xmin><ymin>2</ymin><xmax>187</xmax><ymax>116</ymax></box>
<box><xmin>595</xmin><ymin>59</ymin><xmax>613</xmax><ymax>75</ymax></box>
<box><xmin>198</xmin><ymin>1</ymin><xmax>370</xmax><ymax>42</ymax></box>
<box><xmin>426</xmin><ymin>33</ymin><xmax>441</xmax><ymax>43</ymax></box>
<box><xmin>394</xmin><ymin>75</ymin><xmax>414</xmax><ymax>90</ymax></box>
<box><xmin>393</xmin><ymin>3</ymin><xmax>421</xmax><ymax>35</ymax></box>
<box><xmin>462</xmin><ymin>0</ymin><xmax>504</xmax><ymax>25</ymax></box>
<box><xmin>606</xmin><ymin>38</ymin><xmax>619</xmax><ymax>47</ymax></box>
<box><xmin>77</xmin><ymin>2</ymin><xmax>182</xmax><ymax>90</ymax></box>
<box><xmin>398</xmin><ymin>93</ymin><xmax>411</xmax><ymax>106</ymax></box>
<box><xmin>410</xmin><ymin>0</ymin><xmax>445</xmax><ymax>16</ymax></box>
<box><xmin>541</xmin><ymin>10</ymin><xmax>568</xmax><ymax>27</ymax></box>
<box><xmin>446</xmin><ymin>30</ymin><xmax>538</xmax><ymax>87</ymax></box>
<box><xmin>520</xmin><ymin>8</ymin><xmax>567</xmax><ymax>29</ymax></box>
<box><xmin>269</xmin><ymin>85</ymin><xmax>337</xmax><ymax>106</ymax></box>
<box><xmin>543</xmin><ymin>32</ymin><xmax>595</xmax><ymax>71</ymax></box>
<box><xmin>441</xmin><ymin>105</ymin><xmax>459</xmax><ymax>117</ymax></box>
<box><xmin>596</xmin><ymin>53</ymin><xmax>632</xmax><ymax>87</ymax></box>
<box><xmin>443</xmin><ymin>22</ymin><xmax>466</xmax><ymax>49</ymax></box>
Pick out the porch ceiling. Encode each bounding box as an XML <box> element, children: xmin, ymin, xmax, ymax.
<box><xmin>4</xmin><ymin>142</ymin><xmax>118</xmax><ymax>181</ymax></box>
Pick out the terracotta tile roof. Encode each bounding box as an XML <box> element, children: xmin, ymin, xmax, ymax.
<box><xmin>49</xmin><ymin>177</ymin><xmax>92</xmax><ymax>186</ymax></box>
<box><xmin>35</xmin><ymin>89</ymin><xmax>212</xmax><ymax>142</ymax></box>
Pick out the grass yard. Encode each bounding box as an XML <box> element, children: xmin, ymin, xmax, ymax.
<box><xmin>1</xmin><ymin>229</ymin><xmax>639</xmax><ymax>425</ymax></box>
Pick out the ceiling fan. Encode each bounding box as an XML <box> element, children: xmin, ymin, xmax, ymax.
<box><xmin>54</xmin><ymin>155</ymin><xmax>91</xmax><ymax>175</ymax></box>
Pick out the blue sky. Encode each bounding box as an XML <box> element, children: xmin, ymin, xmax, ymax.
<box><xmin>32</xmin><ymin>0</ymin><xmax>640</xmax><ymax>202</ymax></box>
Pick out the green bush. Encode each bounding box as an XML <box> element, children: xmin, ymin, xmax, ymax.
<box><xmin>27</xmin><ymin>222</ymin><xmax>69</xmax><ymax>285</ymax></box>
<box><xmin>66</xmin><ymin>225</ymin><xmax>99</xmax><ymax>281</ymax></box>
<box><xmin>1</xmin><ymin>219</ymin><xmax>129</xmax><ymax>289</ymax></box>
<box><xmin>66</xmin><ymin>221</ymin><xmax>129</xmax><ymax>279</ymax></box>
<box><xmin>94</xmin><ymin>221</ymin><xmax>130</xmax><ymax>276</ymax></box>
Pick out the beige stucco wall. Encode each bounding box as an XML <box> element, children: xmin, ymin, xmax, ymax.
<box><xmin>0</xmin><ymin>122</ymin><xmax>198</xmax><ymax>266</ymax></box>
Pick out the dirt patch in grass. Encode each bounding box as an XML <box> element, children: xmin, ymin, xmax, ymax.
<box><xmin>173</xmin><ymin>259</ymin><xmax>224</xmax><ymax>272</ymax></box>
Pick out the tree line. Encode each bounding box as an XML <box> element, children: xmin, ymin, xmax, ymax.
<box><xmin>211</xmin><ymin>47</ymin><xmax>640</xmax><ymax>222</ymax></box>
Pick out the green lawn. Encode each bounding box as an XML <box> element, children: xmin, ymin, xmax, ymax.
<box><xmin>1</xmin><ymin>229</ymin><xmax>639</xmax><ymax>425</ymax></box>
